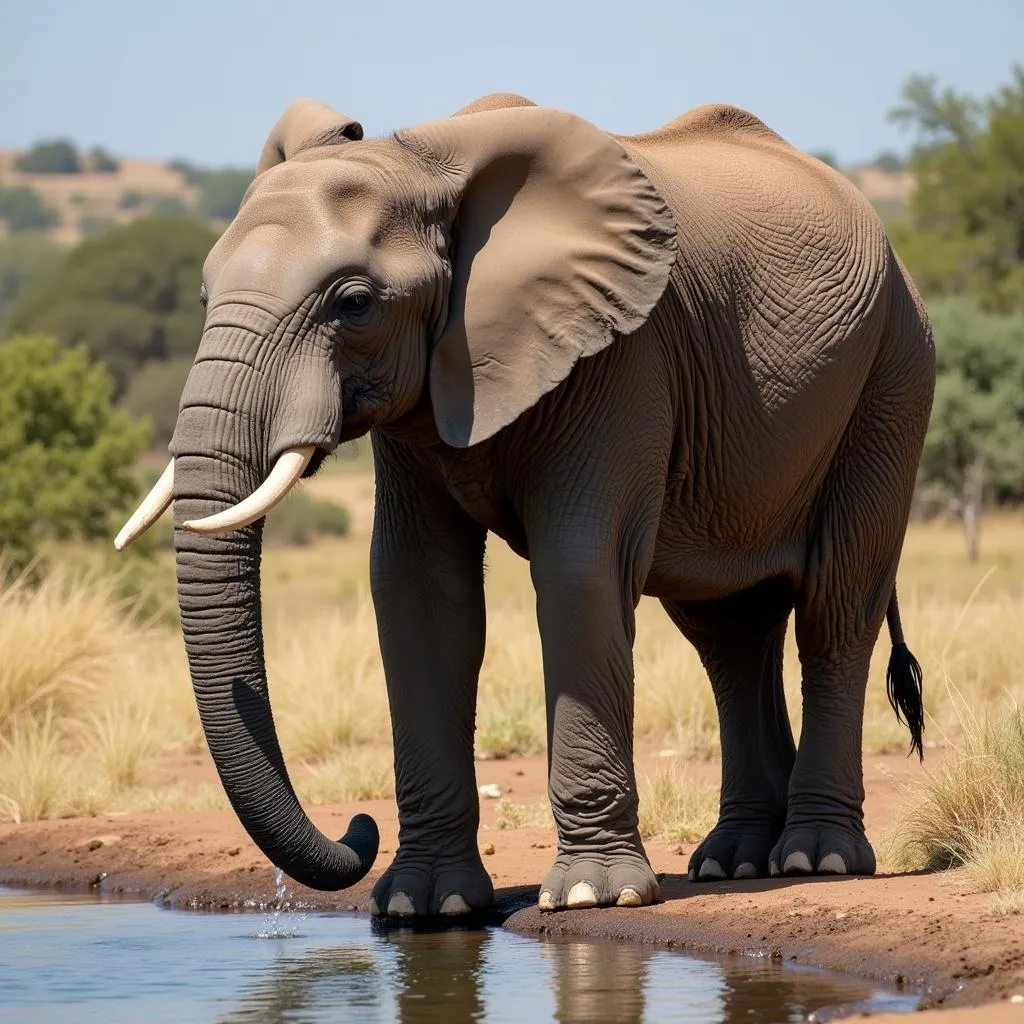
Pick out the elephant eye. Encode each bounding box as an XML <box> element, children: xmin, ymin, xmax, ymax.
<box><xmin>327</xmin><ymin>283</ymin><xmax>375</xmax><ymax>325</ymax></box>
<box><xmin>199</xmin><ymin>284</ymin><xmax>208</xmax><ymax>308</ymax></box>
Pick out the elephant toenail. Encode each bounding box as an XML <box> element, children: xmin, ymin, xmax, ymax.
<box><xmin>698</xmin><ymin>858</ymin><xmax>726</xmax><ymax>881</ymax></box>
<box><xmin>687</xmin><ymin>868</ymin><xmax>696</xmax><ymax>882</ymax></box>
<box><xmin>733</xmin><ymin>862</ymin><xmax>759</xmax><ymax>879</ymax></box>
<box><xmin>439</xmin><ymin>893</ymin><xmax>471</xmax><ymax>916</ymax></box>
<box><xmin>783</xmin><ymin>851</ymin><xmax>814</xmax><ymax>874</ymax></box>
<box><xmin>538</xmin><ymin>890</ymin><xmax>557</xmax><ymax>912</ymax></box>
<box><xmin>769</xmin><ymin>860</ymin><xmax>780</xmax><ymax>877</ymax></box>
<box><xmin>817</xmin><ymin>853</ymin><xmax>848</xmax><ymax>874</ymax></box>
<box><xmin>386</xmin><ymin>891</ymin><xmax>416</xmax><ymax>917</ymax></box>
<box><xmin>565</xmin><ymin>882</ymin><xmax>598</xmax><ymax>908</ymax></box>
<box><xmin>616</xmin><ymin>887</ymin><xmax>643</xmax><ymax>907</ymax></box>
<box><xmin>368</xmin><ymin>897</ymin><xmax>381</xmax><ymax>917</ymax></box>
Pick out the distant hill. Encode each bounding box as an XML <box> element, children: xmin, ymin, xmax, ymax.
<box><xmin>0</xmin><ymin>149</ymin><xmax>200</xmax><ymax>244</ymax></box>
<box><xmin>0</xmin><ymin>141</ymin><xmax>913</xmax><ymax>246</ymax></box>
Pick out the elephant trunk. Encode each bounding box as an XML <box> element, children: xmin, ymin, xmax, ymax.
<box><xmin>170</xmin><ymin>320</ymin><xmax>377</xmax><ymax>891</ymax></box>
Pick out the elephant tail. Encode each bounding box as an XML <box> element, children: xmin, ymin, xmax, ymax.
<box><xmin>885</xmin><ymin>589</ymin><xmax>924</xmax><ymax>761</ymax></box>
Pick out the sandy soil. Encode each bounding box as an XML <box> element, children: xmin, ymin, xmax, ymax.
<box><xmin>2</xmin><ymin>752</ymin><xmax>1022</xmax><ymax>1022</ymax></box>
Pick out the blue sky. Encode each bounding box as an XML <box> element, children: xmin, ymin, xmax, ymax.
<box><xmin>1</xmin><ymin>0</ymin><xmax>1020</xmax><ymax>168</ymax></box>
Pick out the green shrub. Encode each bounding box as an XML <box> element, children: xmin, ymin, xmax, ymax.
<box><xmin>119</xmin><ymin>190</ymin><xmax>145</xmax><ymax>211</ymax></box>
<box><xmin>14</xmin><ymin>140</ymin><xmax>81</xmax><ymax>174</ymax></box>
<box><xmin>0</xmin><ymin>336</ymin><xmax>150</xmax><ymax>571</ymax></box>
<box><xmin>0</xmin><ymin>187</ymin><xmax>59</xmax><ymax>233</ymax></box>
<box><xmin>264</xmin><ymin>491</ymin><xmax>351</xmax><ymax>548</ymax></box>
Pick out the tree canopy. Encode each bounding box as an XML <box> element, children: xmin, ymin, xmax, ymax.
<box><xmin>7</xmin><ymin>217</ymin><xmax>217</xmax><ymax>396</ymax></box>
<box><xmin>0</xmin><ymin>336</ymin><xmax>149</xmax><ymax>572</ymax></box>
<box><xmin>13</xmin><ymin>139</ymin><xmax>81</xmax><ymax>174</ymax></box>
<box><xmin>889</xmin><ymin>65</ymin><xmax>1024</xmax><ymax>313</ymax></box>
<box><xmin>0</xmin><ymin>235</ymin><xmax>63</xmax><ymax>332</ymax></box>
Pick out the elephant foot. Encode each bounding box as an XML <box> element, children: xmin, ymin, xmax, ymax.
<box><xmin>768</xmin><ymin>820</ymin><xmax>876</xmax><ymax>877</ymax></box>
<box><xmin>538</xmin><ymin>848</ymin><xmax>659</xmax><ymax>911</ymax></box>
<box><xmin>369</xmin><ymin>844</ymin><xmax>494</xmax><ymax>919</ymax></box>
<box><xmin>688</xmin><ymin>816</ymin><xmax>784</xmax><ymax>881</ymax></box>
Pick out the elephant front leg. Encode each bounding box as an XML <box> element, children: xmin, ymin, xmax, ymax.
<box><xmin>368</xmin><ymin>453</ymin><xmax>492</xmax><ymax>918</ymax></box>
<box><xmin>532</xmin><ymin>555</ymin><xmax>658</xmax><ymax>911</ymax></box>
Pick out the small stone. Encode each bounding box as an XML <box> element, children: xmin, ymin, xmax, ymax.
<box><xmin>672</xmin><ymin>845</ymin><xmax>685</xmax><ymax>855</ymax></box>
<box><xmin>834</xmin><ymin>911</ymin><xmax>847</xmax><ymax>920</ymax></box>
<box><xmin>478</xmin><ymin>784</ymin><xmax>503</xmax><ymax>799</ymax></box>
<box><xmin>227</xmin><ymin>847</ymin><xmax>240</xmax><ymax>856</ymax></box>
<box><xmin>1011</xmin><ymin>994</ymin><xmax>1024</xmax><ymax>1004</ymax></box>
<box><xmin>657</xmin><ymin>749</ymin><xmax>678</xmax><ymax>758</ymax></box>
<box><xmin>482</xmin><ymin>843</ymin><xmax>495</xmax><ymax>856</ymax></box>
<box><xmin>76</xmin><ymin>834</ymin><xmax>121</xmax><ymax>852</ymax></box>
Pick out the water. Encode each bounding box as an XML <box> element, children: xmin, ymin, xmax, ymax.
<box><xmin>0</xmin><ymin>886</ymin><xmax>918</xmax><ymax>1023</ymax></box>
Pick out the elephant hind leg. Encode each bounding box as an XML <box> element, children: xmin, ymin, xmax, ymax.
<box><xmin>776</xmin><ymin>354</ymin><xmax>930</xmax><ymax>878</ymax></box>
<box><xmin>664</xmin><ymin>577</ymin><xmax>797</xmax><ymax>881</ymax></box>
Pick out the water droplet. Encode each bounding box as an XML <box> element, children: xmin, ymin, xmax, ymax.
<box><xmin>256</xmin><ymin>866</ymin><xmax>304</xmax><ymax>939</ymax></box>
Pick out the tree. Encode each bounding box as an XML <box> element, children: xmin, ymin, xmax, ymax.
<box><xmin>196</xmin><ymin>169</ymin><xmax>254</xmax><ymax>221</ymax></box>
<box><xmin>918</xmin><ymin>298</ymin><xmax>1024</xmax><ymax>560</ymax></box>
<box><xmin>0</xmin><ymin>336</ymin><xmax>149</xmax><ymax>572</ymax></box>
<box><xmin>889</xmin><ymin>66</ymin><xmax>1024</xmax><ymax>313</ymax></box>
<box><xmin>0</xmin><ymin>235</ymin><xmax>63</xmax><ymax>331</ymax></box>
<box><xmin>872</xmin><ymin>150</ymin><xmax>906</xmax><ymax>173</ymax></box>
<box><xmin>0</xmin><ymin>186</ymin><xmax>59</xmax><ymax>233</ymax></box>
<box><xmin>14</xmin><ymin>140</ymin><xmax>81</xmax><ymax>174</ymax></box>
<box><xmin>7</xmin><ymin>217</ymin><xmax>218</xmax><ymax>396</ymax></box>
<box><xmin>119</xmin><ymin>356</ymin><xmax>193</xmax><ymax>448</ymax></box>
<box><xmin>87</xmin><ymin>147</ymin><xmax>119</xmax><ymax>173</ymax></box>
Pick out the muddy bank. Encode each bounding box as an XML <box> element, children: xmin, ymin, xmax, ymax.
<box><xmin>1</xmin><ymin>754</ymin><xmax>1022</xmax><ymax>1020</ymax></box>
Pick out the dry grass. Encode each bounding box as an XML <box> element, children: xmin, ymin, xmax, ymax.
<box><xmin>2</xmin><ymin>497</ymin><xmax>1022</xmax><ymax>836</ymax></box>
<box><xmin>495</xmin><ymin>799</ymin><xmax>554</xmax><ymax>830</ymax></box>
<box><xmin>886</xmin><ymin>698</ymin><xmax>1024</xmax><ymax>910</ymax></box>
<box><xmin>296</xmin><ymin>749</ymin><xmax>395</xmax><ymax>804</ymax></box>
<box><xmin>638</xmin><ymin>762</ymin><xmax>720</xmax><ymax>843</ymax></box>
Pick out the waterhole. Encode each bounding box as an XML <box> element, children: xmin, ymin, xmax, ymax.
<box><xmin>0</xmin><ymin>886</ymin><xmax>917</xmax><ymax>1023</ymax></box>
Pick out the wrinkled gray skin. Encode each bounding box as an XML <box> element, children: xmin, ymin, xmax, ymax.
<box><xmin>168</xmin><ymin>92</ymin><xmax>935</xmax><ymax>917</ymax></box>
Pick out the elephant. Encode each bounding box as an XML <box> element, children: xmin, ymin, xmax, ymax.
<box><xmin>116</xmin><ymin>91</ymin><xmax>934</xmax><ymax>919</ymax></box>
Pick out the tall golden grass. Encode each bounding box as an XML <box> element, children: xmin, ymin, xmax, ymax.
<box><xmin>1</xmin><ymin>497</ymin><xmax>1022</xmax><ymax>850</ymax></box>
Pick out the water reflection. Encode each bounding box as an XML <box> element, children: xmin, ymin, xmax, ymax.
<box><xmin>216</xmin><ymin>920</ymin><xmax>912</xmax><ymax>1024</ymax></box>
<box><xmin>0</xmin><ymin>887</ymin><xmax>916</xmax><ymax>1024</ymax></box>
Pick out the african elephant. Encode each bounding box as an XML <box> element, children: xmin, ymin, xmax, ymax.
<box><xmin>116</xmin><ymin>91</ymin><xmax>934</xmax><ymax>918</ymax></box>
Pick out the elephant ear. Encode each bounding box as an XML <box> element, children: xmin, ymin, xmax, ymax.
<box><xmin>397</xmin><ymin>106</ymin><xmax>677</xmax><ymax>448</ymax></box>
<box><xmin>257</xmin><ymin>99</ymin><xmax>363</xmax><ymax>175</ymax></box>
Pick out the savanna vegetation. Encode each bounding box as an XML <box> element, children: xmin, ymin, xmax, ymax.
<box><xmin>0</xmin><ymin>70</ymin><xmax>1022</xmax><ymax>913</ymax></box>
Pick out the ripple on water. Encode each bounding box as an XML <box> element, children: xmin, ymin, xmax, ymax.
<box><xmin>0</xmin><ymin>885</ymin><xmax>919</xmax><ymax>1024</ymax></box>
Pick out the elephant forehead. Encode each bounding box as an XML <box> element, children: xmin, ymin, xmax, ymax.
<box><xmin>207</xmin><ymin>220</ymin><xmax>375</xmax><ymax>306</ymax></box>
<box><xmin>205</xmin><ymin>156</ymin><xmax>432</xmax><ymax>305</ymax></box>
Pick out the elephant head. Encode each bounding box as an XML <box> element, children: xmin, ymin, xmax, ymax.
<box><xmin>114</xmin><ymin>98</ymin><xmax>676</xmax><ymax>891</ymax></box>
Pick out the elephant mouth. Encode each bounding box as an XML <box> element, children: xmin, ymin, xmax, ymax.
<box><xmin>302</xmin><ymin>447</ymin><xmax>329</xmax><ymax>478</ymax></box>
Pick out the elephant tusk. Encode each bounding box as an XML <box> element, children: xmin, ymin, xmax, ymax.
<box><xmin>114</xmin><ymin>459</ymin><xmax>175</xmax><ymax>551</ymax></box>
<box><xmin>181</xmin><ymin>446</ymin><xmax>315</xmax><ymax>535</ymax></box>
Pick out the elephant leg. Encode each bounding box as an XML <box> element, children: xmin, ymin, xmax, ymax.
<box><xmin>367</xmin><ymin>438</ymin><xmax>492</xmax><ymax>918</ymax></box>
<box><xmin>773</xmin><ymin>375</ymin><xmax>926</xmax><ymax>877</ymax></box>
<box><xmin>664</xmin><ymin>580</ymin><xmax>796</xmax><ymax>881</ymax></box>
<box><xmin>530</xmin><ymin>520</ymin><xmax>660</xmax><ymax>911</ymax></box>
